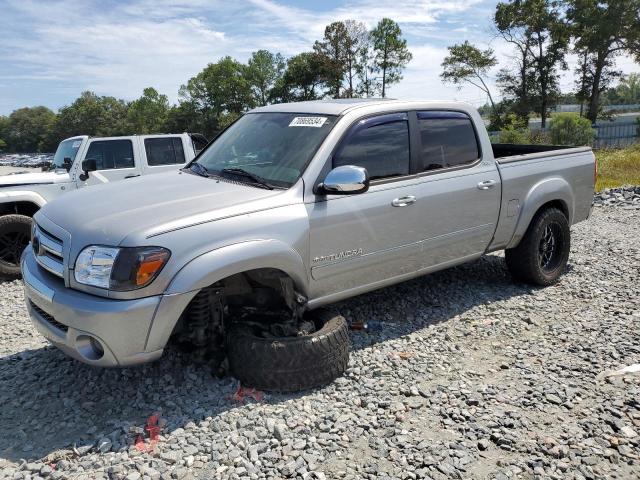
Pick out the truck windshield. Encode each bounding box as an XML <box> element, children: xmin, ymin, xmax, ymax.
<box><xmin>52</xmin><ymin>138</ymin><xmax>82</xmax><ymax>169</ymax></box>
<box><xmin>194</xmin><ymin>113</ymin><xmax>337</xmax><ymax>188</ymax></box>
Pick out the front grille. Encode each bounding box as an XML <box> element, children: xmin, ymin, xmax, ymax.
<box><xmin>29</xmin><ymin>301</ymin><xmax>68</xmax><ymax>333</ymax></box>
<box><xmin>33</xmin><ymin>223</ymin><xmax>64</xmax><ymax>278</ymax></box>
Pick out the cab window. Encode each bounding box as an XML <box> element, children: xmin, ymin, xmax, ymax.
<box><xmin>145</xmin><ymin>137</ymin><xmax>185</xmax><ymax>166</ymax></box>
<box><xmin>85</xmin><ymin>140</ymin><xmax>134</xmax><ymax>170</ymax></box>
<box><xmin>334</xmin><ymin>113</ymin><xmax>410</xmax><ymax>180</ymax></box>
<box><xmin>417</xmin><ymin>111</ymin><xmax>479</xmax><ymax>172</ymax></box>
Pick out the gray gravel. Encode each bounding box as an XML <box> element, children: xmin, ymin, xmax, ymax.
<box><xmin>1</xmin><ymin>189</ymin><xmax>639</xmax><ymax>480</ymax></box>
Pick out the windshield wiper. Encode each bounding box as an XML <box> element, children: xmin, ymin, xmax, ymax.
<box><xmin>183</xmin><ymin>162</ymin><xmax>210</xmax><ymax>178</ymax></box>
<box><xmin>220</xmin><ymin>168</ymin><xmax>276</xmax><ymax>190</ymax></box>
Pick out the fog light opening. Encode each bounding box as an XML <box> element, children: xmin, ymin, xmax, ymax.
<box><xmin>76</xmin><ymin>334</ymin><xmax>105</xmax><ymax>361</ymax></box>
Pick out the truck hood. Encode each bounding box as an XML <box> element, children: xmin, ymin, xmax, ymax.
<box><xmin>0</xmin><ymin>169</ymin><xmax>70</xmax><ymax>186</ymax></box>
<box><xmin>38</xmin><ymin>170</ymin><xmax>291</xmax><ymax>247</ymax></box>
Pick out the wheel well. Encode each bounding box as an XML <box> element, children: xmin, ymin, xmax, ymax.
<box><xmin>170</xmin><ymin>268</ymin><xmax>306</xmax><ymax>359</ymax></box>
<box><xmin>0</xmin><ymin>201</ymin><xmax>40</xmax><ymax>218</ymax></box>
<box><xmin>534</xmin><ymin>199</ymin><xmax>569</xmax><ymax>221</ymax></box>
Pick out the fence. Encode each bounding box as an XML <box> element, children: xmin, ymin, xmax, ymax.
<box><xmin>490</xmin><ymin>121</ymin><xmax>640</xmax><ymax>149</ymax></box>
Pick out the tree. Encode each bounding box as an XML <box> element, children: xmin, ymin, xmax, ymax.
<box><xmin>0</xmin><ymin>115</ymin><xmax>9</xmax><ymax>151</ymax></box>
<box><xmin>53</xmin><ymin>91</ymin><xmax>129</xmax><ymax>140</ymax></box>
<box><xmin>494</xmin><ymin>0</ymin><xmax>569</xmax><ymax>128</ymax></box>
<box><xmin>279</xmin><ymin>52</ymin><xmax>326</xmax><ymax>102</ymax></box>
<box><xmin>246</xmin><ymin>50</ymin><xmax>285</xmax><ymax>106</ymax></box>
<box><xmin>441</xmin><ymin>42</ymin><xmax>498</xmax><ymax>116</ymax></box>
<box><xmin>370</xmin><ymin>18</ymin><xmax>412</xmax><ymax>97</ymax></box>
<box><xmin>343</xmin><ymin>20</ymin><xmax>369</xmax><ymax>98</ymax></box>
<box><xmin>567</xmin><ymin>0</ymin><xmax>640</xmax><ymax>122</ymax></box>
<box><xmin>164</xmin><ymin>101</ymin><xmax>206</xmax><ymax>136</ymax></box>
<box><xmin>356</xmin><ymin>39</ymin><xmax>381</xmax><ymax>97</ymax></box>
<box><xmin>179</xmin><ymin>56</ymin><xmax>254</xmax><ymax>137</ymax></box>
<box><xmin>127</xmin><ymin>87</ymin><xmax>170</xmax><ymax>134</ymax></box>
<box><xmin>6</xmin><ymin>106</ymin><xmax>57</xmax><ymax>152</ymax></box>
<box><xmin>313</xmin><ymin>22</ymin><xmax>349</xmax><ymax>98</ymax></box>
<box><xmin>603</xmin><ymin>73</ymin><xmax>640</xmax><ymax>105</ymax></box>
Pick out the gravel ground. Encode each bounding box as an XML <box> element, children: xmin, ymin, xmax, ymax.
<box><xmin>0</xmin><ymin>188</ymin><xmax>639</xmax><ymax>480</ymax></box>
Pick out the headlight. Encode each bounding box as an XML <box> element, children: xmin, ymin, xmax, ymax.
<box><xmin>74</xmin><ymin>246</ymin><xmax>170</xmax><ymax>290</ymax></box>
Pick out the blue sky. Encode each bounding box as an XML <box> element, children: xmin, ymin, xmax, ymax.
<box><xmin>0</xmin><ymin>0</ymin><xmax>638</xmax><ymax>115</ymax></box>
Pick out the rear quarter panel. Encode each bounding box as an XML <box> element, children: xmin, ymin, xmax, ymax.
<box><xmin>490</xmin><ymin>148</ymin><xmax>595</xmax><ymax>251</ymax></box>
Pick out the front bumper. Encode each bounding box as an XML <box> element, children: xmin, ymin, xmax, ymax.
<box><xmin>21</xmin><ymin>248</ymin><xmax>189</xmax><ymax>367</ymax></box>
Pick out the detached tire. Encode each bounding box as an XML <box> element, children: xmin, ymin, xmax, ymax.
<box><xmin>227</xmin><ymin>310</ymin><xmax>349</xmax><ymax>392</ymax></box>
<box><xmin>0</xmin><ymin>214</ymin><xmax>32</xmax><ymax>278</ymax></box>
<box><xmin>505</xmin><ymin>207</ymin><xmax>570</xmax><ymax>286</ymax></box>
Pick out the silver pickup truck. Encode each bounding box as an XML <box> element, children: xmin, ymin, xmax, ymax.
<box><xmin>22</xmin><ymin>99</ymin><xmax>595</xmax><ymax>391</ymax></box>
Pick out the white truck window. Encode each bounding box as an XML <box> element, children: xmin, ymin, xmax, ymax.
<box><xmin>85</xmin><ymin>140</ymin><xmax>135</xmax><ymax>170</ymax></box>
<box><xmin>417</xmin><ymin>111</ymin><xmax>479</xmax><ymax>171</ymax></box>
<box><xmin>144</xmin><ymin>138</ymin><xmax>186</xmax><ymax>166</ymax></box>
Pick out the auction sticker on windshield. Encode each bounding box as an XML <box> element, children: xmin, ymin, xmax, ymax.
<box><xmin>289</xmin><ymin>116</ymin><xmax>328</xmax><ymax>128</ymax></box>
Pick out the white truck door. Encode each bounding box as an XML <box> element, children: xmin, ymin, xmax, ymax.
<box><xmin>139</xmin><ymin>135</ymin><xmax>190</xmax><ymax>175</ymax></box>
<box><xmin>411</xmin><ymin>111</ymin><xmax>501</xmax><ymax>268</ymax></box>
<box><xmin>78</xmin><ymin>137</ymin><xmax>141</xmax><ymax>186</ymax></box>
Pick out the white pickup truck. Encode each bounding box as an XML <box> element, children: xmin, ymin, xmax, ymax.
<box><xmin>0</xmin><ymin>133</ymin><xmax>208</xmax><ymax>276</ymax></box>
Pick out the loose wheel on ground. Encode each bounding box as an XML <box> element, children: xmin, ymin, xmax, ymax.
<box><xmin>227</xmin><ymin>309</ymin><xmax>349</xmax><ymax>392</ymax></box>
<box><xmin>505</xmin><ymin>207</ymin><xmax>570</xmax><ymax>286</ymax></box>
<box><xmin>0</xmin><ymin>214</ymin><xmax>32</xmax><ymax>278</ymax></box>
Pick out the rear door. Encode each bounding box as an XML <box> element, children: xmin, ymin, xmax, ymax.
<box><xmin>79</xmin><ymin>137</ymin><xmax>140</xmax><ymax>186</ymax></box>
<box><xmin>140</xmin><ymin>136</ymin><xmax>189</xmax><ymax>175</ymax></box>
<box><xmin>411</xmin><ymin>110</ymin><xmax>501</xmax><ymax>268</ymax></box>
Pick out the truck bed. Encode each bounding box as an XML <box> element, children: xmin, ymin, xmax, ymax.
<box><xmin>492</xmin><ymin>143</ymin><xmax>588</xmax><ymax>163</ymax></box>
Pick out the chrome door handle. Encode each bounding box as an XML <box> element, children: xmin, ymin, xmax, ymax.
<box><xmin>477</xmin><ymin>180</ymin><xmax>496</xmax><ymax>190</ymax></box>
<box><xmin>391</xmin><ymin>195</ymin><xmax>416</xmax><ymax>207</ymax></box>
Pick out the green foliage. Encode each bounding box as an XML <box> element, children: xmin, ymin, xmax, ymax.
<box><xmin>53</xmin><ymin>91</ymin><xmax>129</xmax><ymax>140</ymax></box>
<box><xmin>127</xmin><ymin>87</ymin><xmax>170</xmax><ymax>134</ymax></box>
<box><xmin>441</xmin><ymin>41</ymin><xmax>497</xmax><ymax>115</ymax></box>
<box><xmin>0</xmin><ymin>138</ymin><xmax>6</xmax><ymax>151</ymax></box>
<box><xmin>6</xmin><ymin>106</ymin><xmax>57</xmax><ymax>152</ymax></box>
<box><xmin>370</xmin><ymin>18</ymin><xmax>412</xmax><ymax>97</ymax></box>
<box><xmin>279</xmin><ymin>52</ymin><xmax>326</xmax><ymax>102</ymax></box>
<box><xmin>548</xmin><ymin>113</ymin><xmax>595</xmax><ymax>146</ymax></box>
<box><xmin>602</xmin><ymin>73</ymin><xmax>640</xmax><ymax>105</ymax></box>
<box><xmin>595</xmin><ymin>144</ymin><xmax>640</xmax><ymax>191</ymax></box>
<box><xmin>246</xmin><ymin>50</ymin><xmax>285</xmax><ymax>106</ymax></box>
<box><xmin>494</xmin><ymin>0</ymin><xmax>568</xmax><ymax>128</ymax></box>
<box><xmin>313</xmin><ymin>21</ymin><xmax>349</xmax><ymax>98</ymax></box>
<box><xmin>567</xmin><ymin>0</ymin><xmax>640</xmax><ymax>122</ymax></box>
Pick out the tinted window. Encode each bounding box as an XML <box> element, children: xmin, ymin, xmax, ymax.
<box><xmin>196</xmin><ymin>113</ymin><xmax>337</xmax><ymax>188</ymax></box>
<box><xmin>85</xmin><ymin>140</ymin><xmax>134</xmax><ymax>170</ymax></box>
<box><xmin>190</xmin><ymin>135</ymin><xmax>208</xmax><ymax>154</ymax></box>
<box><xmin>334</xmin><ymin>117</ymin><xmax>410</xmax><ymax>180</ymax></box>
<box><xmin>417</xmin><ymin>111</ymin><xmax>479</xmax><ymax>171</ymax></box>
<box><xmin>145</xmin><ymin>138</ymin><xmax>186</xmax><ymax>166</ymax></box>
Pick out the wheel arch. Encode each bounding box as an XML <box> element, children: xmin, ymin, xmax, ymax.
<box><xmin>0</xmin><ymin>200</ymin><xmax>41</xmax><ymax>217</ymax></box>
<box><xmin>507</xmin><ymin>178</ymin><xmax>573</xmax><ymax>250</ymax></box>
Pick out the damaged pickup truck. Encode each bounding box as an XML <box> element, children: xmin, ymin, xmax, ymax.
<box><xmin>22</xmin><ymin>99</ymin><xmax>595</xmax><ymax>391</ymax></box>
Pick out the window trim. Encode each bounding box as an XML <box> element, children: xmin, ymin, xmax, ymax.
<box><xmin>85</xmin><ymin>139</ymin><xmax>136</xmax><ymax>171</ymax></box>
<box><xmin>144</xmin><ymin>136</ymin><xmax>186</xmax><ymax>167</ymax></box>
<box><xmin>412</xmin><ymin>109</ymin><xmax>484</xmax><ymax>177</ymax></box>
<box><xmin>330</xmin><ymin>111</ymin><xmax>412</xmax><ymax>186</ymax></box>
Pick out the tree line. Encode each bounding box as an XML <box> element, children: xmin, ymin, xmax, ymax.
<box><xmin>0</xmin><ymin>18</ymin><xmax>411</xmax><ymax>153</ymax></box>
<box><xmin>441</xmin><ymin>0</ymin><xmax>640</xmax><ymax>130</ymax></box>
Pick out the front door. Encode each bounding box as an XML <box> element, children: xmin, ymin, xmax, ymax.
<box><xmin>307</xmin><ymin>113</ymin><xmax>425</xmax><ymax>299</ymax></box>
<box><xmin>78</xmin><ymin>138</ymin><xmax>141</xmax><ymax>187</ymax></box>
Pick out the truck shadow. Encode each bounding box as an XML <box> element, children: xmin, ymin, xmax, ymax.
<box><xmin>0</xmin><ymin>254</ymin><xmax>537</xmax><ymax>464</ymax></box>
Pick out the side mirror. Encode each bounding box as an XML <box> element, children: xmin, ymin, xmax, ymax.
<box><xmin>317</xmin><ymin>165</ymin><xmax>369</xmax><ymax>195</ymax></box>
<box><xmin>63</xmin><ymin>157</ymin><xmax>73</xmax><ymax>172</ymax></box>
<box><xmin>79</xmin><ymin>159</ymin><xmax>97</xmax><ymax>181</ymax></box>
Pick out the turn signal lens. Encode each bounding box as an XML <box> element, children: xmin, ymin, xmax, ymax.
<box><xmin>110</xmin><ymin>247</ymin><xmax>170</xmax><ymax>291</ymax></box>
<box><xmin>136</xmin><ymin>252</ymin><xmax>169</xmax><ymax>286</ymax></box>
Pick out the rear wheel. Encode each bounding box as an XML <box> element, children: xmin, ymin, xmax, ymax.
<box><xmin>505</xmin><ymin>207</ymin><xmax>570</xmax><ymax>286</ymax></box>
<box><xmin>0</xmin><ymin>214</ymin><xmax>32</xmax><ymax>278</ymax></box>
<box><xmin>227</xmin><ymin>309</ymin><xmax>349</xmax><ymax>392</ymax></box>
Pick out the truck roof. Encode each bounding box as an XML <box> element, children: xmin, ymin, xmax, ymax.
<box><xmin>250</xmin><ymin>98</ymin><xmax>474</xmax><ymax>116</ymax></box>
